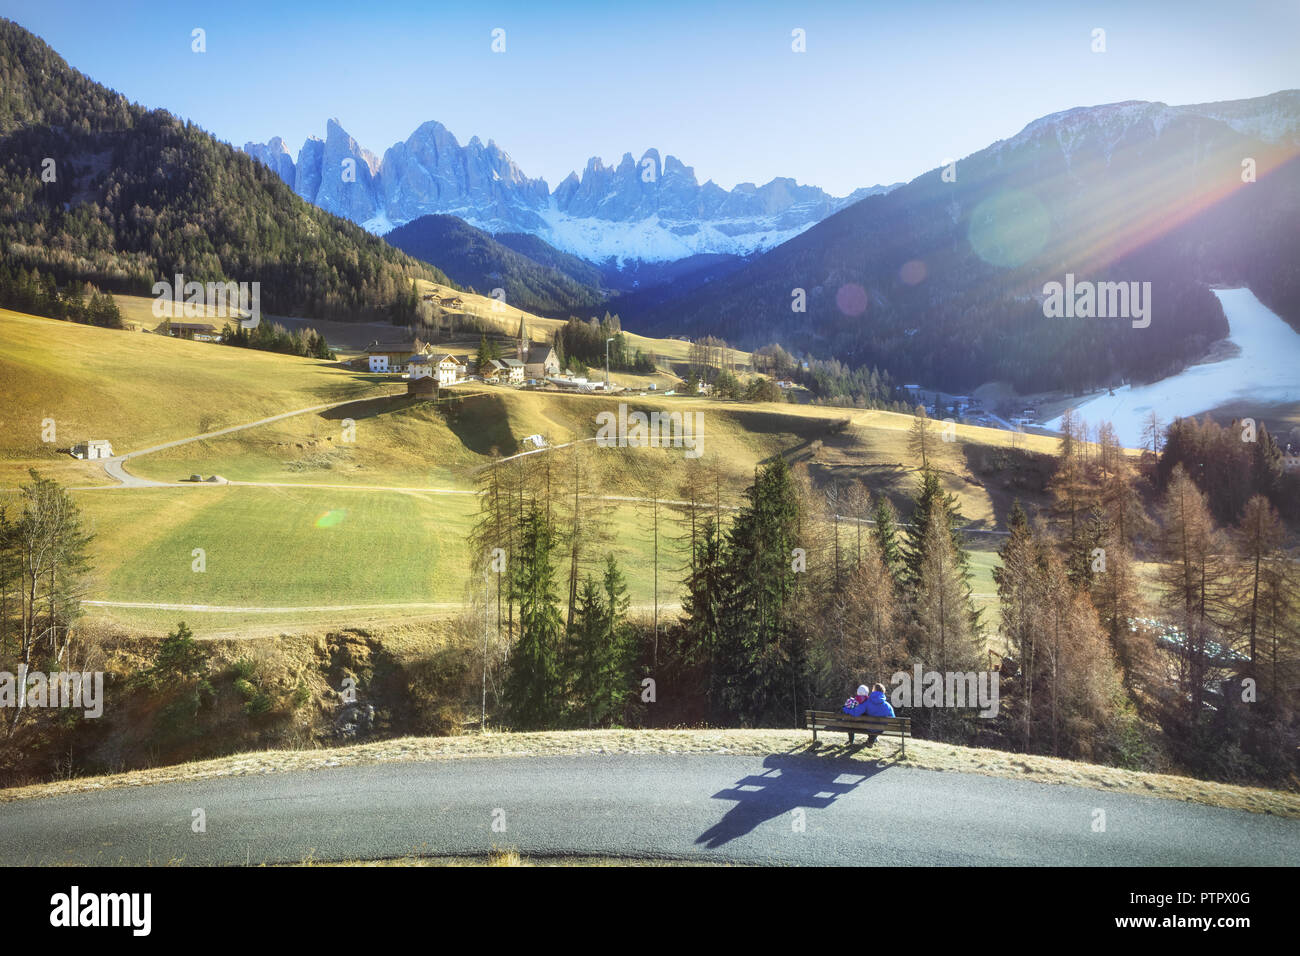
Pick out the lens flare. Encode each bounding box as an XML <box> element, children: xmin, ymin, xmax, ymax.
<box><xmin>899</xmin><ymin>260</ymin><xmax>927</xmax><ymax>285</ymax></box>
<box><xmin>315</xmin><ymin>509</ymin><xmax>347</xmax><ymax>528</ymax></box>
<box><xmin>968</xmin><ymin>190</ymin><xmax>1050</xmax><ymax>268</ymax></box>
<box><xmin>835</xmin><ymin>283</ymin><xmax>869</xmax><ymax>316</ymax></box>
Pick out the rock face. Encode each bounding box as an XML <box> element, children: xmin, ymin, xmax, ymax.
<box><xmin>242</xmin><ymin>135</ymin><xmax>295</xmax><ymax>184</ymax></box>
<box><xmin>311</xmin><ymin>118</ymin><xmax>383</xmax><ymax>225</ymax></box>
<box><xmin>375</xmin><ymin>121</ymin><xmax>550</xmax><ymax>234</ymax></box>
<box><xmin>244</xmin><ymin>119</ymin><xmax>895</xmax><ymax>262</ymax></box>
<box><xmin>292</xmin><ymin>136</ymin><xmax>325</xmax><ymax>210</ymax></box>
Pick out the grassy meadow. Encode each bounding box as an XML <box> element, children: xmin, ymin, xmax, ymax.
<box><xmin>2</xmin><ymin>305</ymin><xmax>1052</xmax><ymax>635</ymax></box>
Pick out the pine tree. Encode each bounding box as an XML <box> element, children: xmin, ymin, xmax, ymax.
<box><xmin>570</xmin><ymin>555</ymin><xmax>634</xmax><ymax>727</ymax></box>
<box><xmin>1235</xmin><ymin>495</ymin><xmax>1284</xmax><ymax>673</ymax></box>
<box><xmin>1155</xmin><ymin>465</ymin><xmax>1235</xmax><ymax>718</ymax></box>
<box><xmin>872</xmin><ymin>495</ymin><xmax>904</xmax><ymax>587</ymax></box>
<box><xmin>1049</xmin><ymin>410</ymin><xmax>1100</xmax><ymax>585</ymax></box>
<box><xmin>503</xmin><ymin>508</ymin><xmax>565</xmax><ymax>730</ymax></box>
<box><xmin>715</xmin><ymin>457</ymin><xmax>801</xmax><ymax>725</ymax></box>
<box><xmin>994</xmin><ymin>501</ymin><xmax>1039</xmax><ymax>747</ymax></box>
<box><xmin>476</xmin><ymin>333</ymin><xmax>499</xmax><ymax>370</ymax></box>
<box><xmin>7</xmin><ymin>471</ymin><xmax>93</xmax><ymax>733</ymax></box>
<box><xmin>828</xmin><ymin>525</ymin><xmax>903</xmax><ymax>691</ymax></box>
<box><xmin>902</xmin><ymin>466</ymin><xmax>968</xmax><ymax>590</ymax></box>
<box><xmin>910</xmin><ymin>513</ymin><xmax>981</xmax><ymax>739</ymax></box>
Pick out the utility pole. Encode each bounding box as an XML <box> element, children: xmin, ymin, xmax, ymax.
<box><xmin>652</xmin><ymin>496</ymin><xmax>659</xmax><ymax>668</ymax></box>
<box><xmin>605</xmin><ymin>336</ymin><xmax>615</xmax><ymax>390</ymax></box>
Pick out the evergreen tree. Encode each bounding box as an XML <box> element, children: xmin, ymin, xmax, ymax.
<box><xmin>714</xmin><ymin>457</ymin><xmax>802</xmax><ymax>725</ymax></box>
<box><xmin>475</xmin><ymin>333</ymin><xmax>499</xmax><ymax>370</ymax></box>
<box><xmin>902</xmin><ymin>466</ymin><xmax>968</xmax><ymax>590</ymax></box>
<box><xmin>503</xmin><ymin>508</ymin><xmax>565</xmax><ymax>729</ymax></box>
<box><xmin>872</xmin><ymin>495</ymin><xmax>904</xmax><ymax>587</ymax></box>
<box><xmin>994</xmin><ymin>501</ymin><xmax>1039</xmax><ymax>747</ymax></box>
<box><xmin>570</xmin><ymin>555</ymin><xmax>634</xmax><ymax>727</ymax></box>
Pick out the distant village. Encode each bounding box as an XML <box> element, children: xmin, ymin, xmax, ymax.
<box><xmin>139</xmin><ymin>301</ymin><xmax>1300</xmax><ymax>472</ymax></box>
<box><xmin>357</xmin><ymin>315</ymin><xmax>638</xmax><ymax>397</ymax></box>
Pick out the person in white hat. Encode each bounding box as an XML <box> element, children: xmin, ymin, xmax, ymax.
<box><xmin>841</xmin><ymin>682</ymin><xmax>896</xmax><ymax>745</ymax></box>
<box><xmin>841</xmin><ymin>684</ymin><xmax>871</xmax><ymax>716</ymax></box>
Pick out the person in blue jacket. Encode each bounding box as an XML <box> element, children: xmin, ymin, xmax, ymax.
<box><xmin>841</xmin><ymin>682</ymin><xmax>895</xmax><ymax>745</ymax></box>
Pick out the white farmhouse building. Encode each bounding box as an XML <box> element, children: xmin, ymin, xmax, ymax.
<box><xmin>408</xmin><ymin>355</ymin><xmax>434</xmax><ymax>380</ymax></box>
<box><xmin>436</xmin><ymin>354</ymin><xmax>466</xmax><ymax>387</ymax></box>
<box><xmin>71</xmin><ymin>440</ymin><xmax>113</xmax><ymax>460</ymax></box>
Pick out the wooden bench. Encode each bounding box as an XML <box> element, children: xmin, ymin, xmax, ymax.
<box><xmin>804</xmin><ymin>709</ymin><xmax>911</xmax><ymax>755</ymax></box>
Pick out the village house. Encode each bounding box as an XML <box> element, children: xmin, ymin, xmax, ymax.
<box><xmin>71</xmin><ymin>439</ymin><xmax>113</xmax><ymax>460</ymax></box>
<box><xmin>502</xmin><ymin>358</ymin><xmax>526</xmax><ymax>384</ymax></box>
<box><xmin>363</xmin><ymin>338</ymin><xmax>434</xmax><ymax>373</ymax></box>
<box><xmin>436</xmin><ymin>354</ymin><xmax>467</xmax><ymax>387</ymax></box>
<box><xmin>481</xmin><ymin>358</ymin><xmax>524</xmax><ymax>385</ymax></box>
<box><xmin>406</xmin><ymin>355</ymin><xmax>436</xmax><ymax>395</ymax></box>
<box><xmin>160</xmin><ymin>321</ymin><xmax>221</xmax><ymax>342</ymax></box>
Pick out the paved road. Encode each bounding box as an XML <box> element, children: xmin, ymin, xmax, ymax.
<box><xmin>1</xmin><ymin>754</ymin><xmax>1294</xmax><ymax>866</ymax></box>
<box><xmin>92</xmin><ymin>396</ymin><xmax>395</xmax><ymax>488</ymax></box>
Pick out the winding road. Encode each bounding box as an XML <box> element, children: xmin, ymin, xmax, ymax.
<box><xmin>1</xmin><ymin>754</ymin><xmax>1294</xmax><ymax>866</ymax></box>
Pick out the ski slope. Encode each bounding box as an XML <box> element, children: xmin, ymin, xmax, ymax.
<box><xmin>1046</xmin><ymin>288</ymin><xmax>1300</xmax><ymax>447</ymax></box>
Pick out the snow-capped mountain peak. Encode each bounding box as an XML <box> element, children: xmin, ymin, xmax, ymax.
<box><xmin>243</xmin><ymin>119</ymin><xmax>898</xmax><ymax>263</ymax></box>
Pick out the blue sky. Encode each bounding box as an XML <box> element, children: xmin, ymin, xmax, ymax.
<box><xmin>4</xmin><ymin>0</ymin><xmax>1298</xmax><ymax>195</ymax></box>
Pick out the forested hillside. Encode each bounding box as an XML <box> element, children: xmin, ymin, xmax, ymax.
<box><xmin>634</xmin><ymin>95</ymin><xmax>1300</xmax><ymax>395</ymax></box>
<box><xmin>0</xmin><ymin>18</ymin><xmax>451</xmax><ymax>322</ymax></box>
<box><xmin>385</xmin><ymin>215</ymin><xmax>605</xmax><ymax>316</ymax></box>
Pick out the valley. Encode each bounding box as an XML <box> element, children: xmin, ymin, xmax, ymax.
<box><xmin>1</xmin><ymin>10</ymin><xmax>1297</xmax><ymax>877</ymax></box>
<box><xmin>1</xmin><ymin>303</ymin><xmax>1028</xmax><ymax>635</ymax></box>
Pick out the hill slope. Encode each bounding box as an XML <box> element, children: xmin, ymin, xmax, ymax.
<box><xmin>1</xmin><ymin>306</ymin><xmax>1062</xmax><ymax>632</ymax></box>
<box><xmin>0</xmin><ymin>18</ymin><xmax>451</xmax><ymax>322</ymax></box>
<box><xmin>634</xmin><ymin>93</ymin><xmax>1300</xmax><ymax>394</ymax></box>
<box><xmin>384</xmin><ymin>215</ymin><xmax>606</xmax><ymax>316</ymax></box>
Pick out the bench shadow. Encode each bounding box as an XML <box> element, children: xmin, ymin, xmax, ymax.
<box><xmin>695</xmin><ymin>752</ymin><xmax>893</xmax><ymax>850</ymax></box>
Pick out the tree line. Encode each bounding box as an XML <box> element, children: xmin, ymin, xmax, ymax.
<box><xmin>0</xmin><ymin>264</ymin><xmax>123</xmax><ymax>327</ymax></box>
<box><xmin>993</xmin><ymin>410</ymin><xmax>1298</xmax><ymax>779</ymax></box>
<box><xmin>469</xmin><ymin>407</ymin><xmax>1298</xmax><ymax>785</ymax></box>
<box><xmin>218</xmin><ymin>320</ymin><xmax>334</xmax><ymax>360</ymax></box>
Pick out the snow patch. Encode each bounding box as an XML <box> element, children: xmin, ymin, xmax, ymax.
<box><xmin>1044</xmin><ymin>289</ymin><xmax>1300</xmax><ymax>447</ymax></box>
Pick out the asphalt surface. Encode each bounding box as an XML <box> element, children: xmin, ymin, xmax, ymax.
<box><xmin>2</xmin><ymin>754</ymin><xmax>1296</xmax><ymax>866</ymax></box>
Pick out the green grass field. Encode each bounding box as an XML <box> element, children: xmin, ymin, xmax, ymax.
<box><xmin>67</xmin><ymin>484</ymin><xmax>693</xmax><ymax>633</ymax></box>
<box><xmin>68</xmin><ymin>481</ymin><xmax>997</xmax><ymax>635</ymax></box>
<box><xmin>3</xmin><ymin>307</ymin><xmax>1042</xmax><ymax>636</ymax></box>
<box><xmin>0</xmin><ymin>308</ymin><xmax>380</xmax><ymax>469</ymax></box>
<box><xmin>78</xmin><ymin>484</ymin><xmax>475</xmax><ymax>602</ymax></box>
